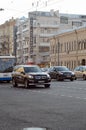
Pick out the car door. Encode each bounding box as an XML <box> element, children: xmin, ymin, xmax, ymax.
<box><xmin>74</xmin><ymin>66</ymin><xmax>80</xmax><ymax>78</ymax></box>
<box><xmin>74</xmin><ymin>66</ymin><xmax>83</xmax><ymax>78</ymax></box>
<box><xmin>79</xmin><ymin>67</ymin><xmax>84</xmax><ymax>78</ymax></box>
<box><xmin>16</xmin><ymin>67</ymin><xmax>25</xmax><ymax>84</ymax></box>
<box><xmin>48</xmin><ymin>67</ymin><xmax>55</xmax><ymax>79</ymax></box>
<box><xmin>52</xmin><ymin>67</ymin><xmax>58</xmax><ymax>79</ymax></box>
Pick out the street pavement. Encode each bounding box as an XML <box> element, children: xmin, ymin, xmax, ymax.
<box><xmin>0</xmin><ymin>79</ymin><xmax>86</xmax><ymax>130</ymax></box>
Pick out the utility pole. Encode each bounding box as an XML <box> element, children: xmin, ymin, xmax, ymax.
<box><xmin>58</xmin><ymin>39</ymin><xmax>60</xmax><ymax>66</ymax></box>
<box><xmin>75</xmin><ymin>29</ymin><xmax>78</xmax><ymax>66</ymax></box>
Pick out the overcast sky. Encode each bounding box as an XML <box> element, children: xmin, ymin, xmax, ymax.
<box><xmin>0</xmin><ymin>0</ymin><xmax>86</xmax><ymax>24</ymax></box>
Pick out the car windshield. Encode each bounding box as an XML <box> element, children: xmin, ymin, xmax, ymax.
<box><xmin>55</xmin><ymin>66</ymin><xmax>70</xmax><ymax>71</ymax></box>
<box><xmin>82</xmin><ymin>66</ymin><xmax>86</xmax><ymax>71</ymax></box>
<box><xmin>24</xmin><ymin>66</ymin><xmax>42</xmax><ymax>73</ymax></box>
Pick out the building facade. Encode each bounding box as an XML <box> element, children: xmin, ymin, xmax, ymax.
<box><xmin>0</xmin><ymin>17</ymin><xmax>16</xmax><ymax>55</ymax></box>
<box><xmin>50</xmin><ymin>26</ymin><xmax>86</xmax><ymax>70</ymax></box>
<box><xmin>28</xmin><ymin>10</ymin><xmax>60</xmax><ymax>67</ymax></box>
<box><xmin>16</xmin><ymin>17</ymin><xmax>29</xmax><ymax>64</ymax></box>
<box><xmin>15</xmin><ymin>11</ymin><xmax>86</xmax><ymax>66</ymax></box>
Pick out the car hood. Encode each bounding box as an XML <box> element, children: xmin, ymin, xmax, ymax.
<box><xmin>27</xmin><ymin>72</ymin><xmax>48</xmax><ymax>75</ymax></box>
<box><xmin>60</xmin><ymin>71</ymin><xmax>74</xmax><ymax>74</ymax></box>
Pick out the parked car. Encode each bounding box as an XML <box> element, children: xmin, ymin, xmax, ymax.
<box><xmin>74</xmin><ymin>65</ymin><xmax>86</xmax><ymax>80</ymax></box>
<box><xmin>41</xmin><ymin>67</ymin><xmax>49</xmax><ymax>72</ymax></box>
<box><xmin>47</xmin><ymin>66</ymin><xmax>75</xmax><ymax>81</ymax></box>
<box><xmin>12</xmin><ymin>65</ymin><xmax>51</xmax><ymax>88</ymax></box>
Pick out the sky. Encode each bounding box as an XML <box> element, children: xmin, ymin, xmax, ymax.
<box><xmin>0</xmin><ymin>0</ymin><xmax>86</xmax><ymax>24</ymax></box>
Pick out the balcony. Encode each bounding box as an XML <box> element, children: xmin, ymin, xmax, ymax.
<box><xmin>39</xmin><ymin>52</ymin><xmax>50</xmax><ymax>56</ymax></box>
<box><xmin>22</xmin><ymin>28</ymin><xmax>29</xmax><ymax>32</ymax></box>
<box><xmin>33</xmin><ymin>24</ymin><xmax>59</xmax><ymax>28</ymax></box>
<box><xmin>40</xmin><ymin>33</ymin><xmax>54</xmax><ymax>37</ymax></box>
<box><xmin>40</xmin><ymin>24</ymin><xmax>59</xmax><ymax>28</ymax></box>
<box><xmin>39</xmin><ymin>42</ymin><xmax>50</xmax><ymax>47</ymax></box>
<box><xmin>16</xmin><ymin>31</ymin><xmax>20</xmax><ymax>35</ymax></box>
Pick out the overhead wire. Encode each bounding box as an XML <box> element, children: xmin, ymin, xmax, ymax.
<box><xmin>0</xmin><ymin>0</ymin><xmax>64</xmax><ymax>24</ymax></box>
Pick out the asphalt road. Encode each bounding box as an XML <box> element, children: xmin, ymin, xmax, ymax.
<box><xmin>0</xmin><ymin>79</ymin><xmax>86</xmax><ymax>130</ymax></box>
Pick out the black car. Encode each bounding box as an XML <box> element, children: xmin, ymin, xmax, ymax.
<box><xmin>12</xmin><ymin>65</ymin><xmax>51</xmax><ymax>88</ymax></box>
<box><xmin>47</xmin><ymin>66</ymin><xmax>75</xmax><ymax>81</ymax></box>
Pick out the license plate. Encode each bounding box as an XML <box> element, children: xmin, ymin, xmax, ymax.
<box><xmin>38</xmin><ymin>81</ymin><xmax>44</xmax><ymax>83</ymax></box>
<box><xmin>66</xmin><ymin>75</ymin><xmax>71</xmax><ymax>77</ymax></box>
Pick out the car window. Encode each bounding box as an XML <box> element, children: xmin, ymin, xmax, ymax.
<box><xmin>24</xmin><ymin>66</ymin><xmax>42</xmax><ymax>73</ymax></box>
<box><xmin>55</xmin><ymin>67</ymin><xmax>69</xmax><ymax>71</ymax></box>
<box><xmin>74</xmin><ymin>67</ymin><xmax>80</xmax><ymax>71</ymax></box>
<box><xmin>17</xmin><ymin>67</ymin><xmax>24</xmax><ymax>72</ymax></box>
<box><xmin>82</xmin><ymin>66</ymin><xmax>86</xmax><ymax>71</ymax></box>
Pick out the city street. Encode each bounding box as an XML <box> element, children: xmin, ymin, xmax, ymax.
<box><xmin>0</xmin><ymin>80</ymin><xmax>86</xmax><ymax>130</ymax></box>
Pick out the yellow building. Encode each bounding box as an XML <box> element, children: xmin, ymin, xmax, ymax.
<box><xmin>0</xmin><ymin>17</ymin><xmax>16</xmax><ymax>55</ymax></box>
<box><xmin>50</xmin><ymin>26</ymin><xmax>86</xmax><ymax>70</ymax></box>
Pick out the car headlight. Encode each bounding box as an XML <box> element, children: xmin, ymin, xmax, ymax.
<box><xmin>28</xmin><ymin>75</ymin><xmax>34</xmax><ymax>79</ymax></box>
<box><xmin>72</xmin><ymin>72</ymin><xmax>75</xmax><ymax>75</ymax></box>
<box><xmin>47</xmin><ymin>74</ymin><xmax>51</xmax><ymax>78</ymax></box>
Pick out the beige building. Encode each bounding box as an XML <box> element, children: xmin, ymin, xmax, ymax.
<box><xmin>50</xmin><ymin>26</ymin><xmax>86</xmax><ymax>70</ymax></box>
<box><xmin>0</xmin><ymin>17</ymin><xmax>16</xmax><ymax>55</ymax></box>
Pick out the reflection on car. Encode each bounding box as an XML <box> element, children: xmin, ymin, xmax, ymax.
<box><xmin>12</xmin><ymin>65</ymin><xmax>51</xmax><ymax>88</ymax></box>
<box><xmin>47</xmin><ymin>66</ymin><xmax>75</xmax><ymax>81</ymax></box>
<box><xmin>74</xmin><ymin>65</ymin><xmax>86</xmax><ymax>80</ymax></box>
<box><xmin>41</xmin><ymin>67</ymin><xmax>49</xmax><ymax>72</ymax></box>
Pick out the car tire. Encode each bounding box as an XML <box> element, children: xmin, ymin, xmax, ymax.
<box><xmin>83</xmin><ymin>75</ymin><xmax>86</xmax><ymax>80</ymax></box>
<box><xmin>45</xmin><ymin>84</ymin><xmax>50</xmax><ymax>88</ymax></box>
<box><xmin>7</xmin><ymin>81</ymin><xmax>10</xmax><ymax>83</ymax></box>
<box><xmin>12</xmin><ymin>78</ymin><xmax>18</xmax><ymax>87</ymax></box>
<box><xmin>56</xmin><ymin>75</ymin><xmax>60</xmax><ymax>81</ymax></box>
<box><xmin>24</xmin><ymin>79</ymin><xmax>29</xmax><ymax>88</ymax></box>
<box><xmin>70</xmin><ymin>78</ymin><xmax>74</xmax><ymax>81</ymax></box>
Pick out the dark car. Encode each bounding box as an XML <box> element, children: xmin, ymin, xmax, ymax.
<box><xmin>47</xmin><ymin>66</ymin><xmax>75</xmax><ymax>81</ymax></box>
<box><xmin>12</xmin><ymin>65</ymin><xmax>51</xmax><ymax>88</ymax></box>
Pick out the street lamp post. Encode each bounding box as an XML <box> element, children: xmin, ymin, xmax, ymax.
<box><xmin>57</xmin><ymin>38</ymin><xmax>60</xmax><ymax>66</ymax></box>
<box><xmin>75</xmin><ymin>29</ymin><xmax>79</xmax><ymax>66</ymax></box>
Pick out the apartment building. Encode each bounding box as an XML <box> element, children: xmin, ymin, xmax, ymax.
<box><xmin>0</xmin><ymin>17</ymin><xmax>16</xmax><ymax>55</ymax></box>
<box><xmin>16</xmin><ymin>10</ymin><xmax>86</xmax><ymax>67</ymax></box>
<box><xmin>28</xmin><ymin>10</ymin><xmax>60</xmax><ymax>67</ymax></box>
<box><xmin>16</xmin><ymin>10</ymin><xmax>60</xmax><ymax>66</ymax></box>
<box><xmin>16</xmin><ymin>17</ymin><xmax>29</xmax><ymax>64</ymax></box>
<box><xmin>50</xmin><ymin>26</ymin><xmax>86</xmax><ymax>70</ymax></box>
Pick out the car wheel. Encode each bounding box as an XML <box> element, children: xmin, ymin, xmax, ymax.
<box><xmin>83</xmin><ymin>75</ymin><xmax>86</xmax><ymax>80</ymax></box>
<box><xmin>7</xmin><ymin>81</ymin><xmax>10</xmax><ymax>83</ymax></box>
<box><xmin>24</xmin><ymin>79</ymin><xmax>29</xmax><ymax>88</ymax></box>
<box><xmin>12</xmin><ymin>78</ymin><xmax>18</xmax><ymax>87</ymax></box>
<box><xmin>56</xmin><ymin>75</ymin><xmax>60</xmax><ymax>81</ymax></box>
<box><xmin>70</xmin><ymin>78</ymin><xmax>74</xmax><ymax>81</ymax></box>
<box><xmin>45</xmin><ymin>84</ymin><xmax>50</xmax><ymax>88</ymax></box>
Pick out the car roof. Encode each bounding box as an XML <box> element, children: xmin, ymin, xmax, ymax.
<box><xmin>14</xmin><ymin>64</ymin><xmax>39</xmax><ymax>68</ymax></box>
<box><xmin>51</xmin><ymin>66</ymin><xmax>67</xmax><ymax>68</ymax></box>
<box><xmin>76</xmin><ymin>65</ymin><xmax>86</xmax><ymax>68</ymax></box>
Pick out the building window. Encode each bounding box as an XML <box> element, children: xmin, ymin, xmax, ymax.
<box><xmin>60</xmin><ymin>16</ymin><xmax>68</xmax><ymax>24</ymax></box>
<box><xmin>72</xmin><ymin>21</ymin><xmax>82</xmax><ymax>27</ymax></box>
